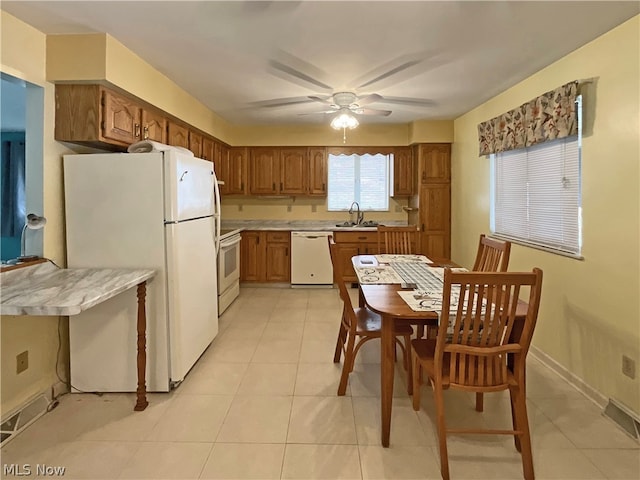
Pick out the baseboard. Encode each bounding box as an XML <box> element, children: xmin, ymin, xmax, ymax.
<box><xmin>529</xmin><ymin>345</ymin><xmax>608</xmax><ymax>408</ymax></box>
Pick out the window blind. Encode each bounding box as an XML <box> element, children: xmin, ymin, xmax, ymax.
<box><xmin>493</xmin><ymin>136</ymin><xmax>581</xmax><ymax>254</ymax></box>
<box><xmin>328</xmin><ymin>153</ymin><xmax>390</xmax><ymax>211</ymax></box>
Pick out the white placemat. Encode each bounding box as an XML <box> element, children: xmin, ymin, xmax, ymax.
<box><xmin>375</xmin><ymin>254</ymin><xmax>432</xmax><ymax>264</ymax></box>
<box><xmin>354</xmin><ymin>266</ymin><xmax>403</xmax><ymax>284</ymax></box>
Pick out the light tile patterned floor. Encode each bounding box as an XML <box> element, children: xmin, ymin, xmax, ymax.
<box><xmin>2</xmin><ymin>286</ymin><xmax>638</xmax><ymax>479</ymax></box>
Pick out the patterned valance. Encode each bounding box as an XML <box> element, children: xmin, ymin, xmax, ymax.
<box><xmin>478</xmin><ymin>81</ymin><xmax>579</xmax><ymax>156</ymax></box>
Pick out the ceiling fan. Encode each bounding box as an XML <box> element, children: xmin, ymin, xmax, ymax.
<box><xmin>254</xmin><ymin>51</ymin><xmax>440</xmax><ymax>120</ymax></box>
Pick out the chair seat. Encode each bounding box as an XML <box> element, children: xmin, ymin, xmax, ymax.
<box><xmin>354</xmin><ymin>307</ymin><xmax>414</xmax><ymax>336</ymax></box>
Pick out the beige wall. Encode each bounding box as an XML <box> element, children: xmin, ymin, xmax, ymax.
<box><xmin>0</xmin><ymin>11</ymin><xmax>72</xmax><ymax>416</ymax></box>
<box><xmin>452</xmin><ymin>16</ymin><xmax>640</xmax><ymax>413</ymax></box>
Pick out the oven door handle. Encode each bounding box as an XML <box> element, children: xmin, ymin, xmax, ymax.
<box><xmin>220</xmin><ymin>236</ymin><xmax>241</xmax><ymax>249</ymax></box>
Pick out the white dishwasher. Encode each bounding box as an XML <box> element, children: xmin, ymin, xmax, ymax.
<box><xmin>291</xmin><ymin>231</ymin><xmax>334</xmax><ymax>286</ymax></box>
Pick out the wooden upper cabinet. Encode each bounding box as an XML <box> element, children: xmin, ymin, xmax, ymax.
<box><xmin>141</xmin><ymin>109</ymin><xmax>166</xmax><ymax>143</ymax></box>
<box><xmin>418</xmin><ymin>143</ymin><xmax>451</xmax><ymax>184</ymax></box>
<box><xmin>308</xmin><ymin>147</ymin><xmax>327</xmax><ymax>196</ymax></box>
<box><xmin>201</xmin><ymin>137</ymin><xmax>215</xmax><ymax>163</ymax></box>
<box><xmin>249</xmin><ymin>147</ymin><xmax>279</xmax><ymax>194</ymax></box>
<box><xmin>55</xmin><ymin>84</ymin><xmax>171</xmax><ymax>150</ymax></box>
<box><xmin>280</xmin><ymin>147</ymin><xmax>308</xmax><ymax>195</ymax></box>
<box><xmin>393</xmin><ymin>146</ymin><xmax>413</xmax><ymax>196</ymax></box>
<box><xmin>102</xmin><ymin>90</ymin><xmax>141</xmax><ymax>144</ymax></box>
<box><xmin>167</xmin><ymin>122</ymin><xmax>189</xmax><ymax>149</ymax></box>
<box><xmin>225</xmin><ymin>147</ymin><xmax>247</xmax><ymax>195</ymax></box>
<box><xmin>189</xmin><ymin>130</ymin><xmax>203</xmax><ymax>157</ymax></box>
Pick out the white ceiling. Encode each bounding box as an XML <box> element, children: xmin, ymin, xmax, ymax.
<box><xmin>3</xmin><ymin>1</ymin><xmax>639</xmax><ymax>126</ymax></box>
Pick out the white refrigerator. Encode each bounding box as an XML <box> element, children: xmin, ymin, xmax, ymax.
<box><xmin>63</xmin><ymin>148</ymin><xmax>220</xmax><ymax>392</ymax></box>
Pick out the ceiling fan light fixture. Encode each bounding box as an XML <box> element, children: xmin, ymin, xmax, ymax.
<box><xmin>330</xmin><ymin>111</ymin><xmax>359</xmax><ymax>130</ymax></box>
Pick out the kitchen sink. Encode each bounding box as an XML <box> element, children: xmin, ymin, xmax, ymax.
<box><xmin>335</xmin><ymin>221</ymin><xmax>357</xmax><ymax>227</ymax></box>
<box><xmin>334</xmin><ymin>221</ymin><xmax>379</xmax><ymax>228</ymax></box>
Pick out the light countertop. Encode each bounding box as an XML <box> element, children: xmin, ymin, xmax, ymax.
<box><xmin>220</xmin><ymin>219</ymin><xmax>408</xmax><ymax>232</ymax></box>
<box><xmin>1</xmin><ymin>261</ymin><xmax>155</xmax><ymax>316</ymax></box>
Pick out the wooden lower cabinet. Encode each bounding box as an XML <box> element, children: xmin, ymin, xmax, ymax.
<box><xmin>332</xmin><ymin>231</ymin><xmax>378</xmax><ymax>282</ymax></box>
<box><xmin>240</xmin><ymin>231</ymin><xmax>290</xmax><ymax>282</ymax></box>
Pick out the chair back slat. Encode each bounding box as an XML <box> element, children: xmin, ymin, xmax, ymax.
<box><xmin>438</xmin><ymin>268</ymin><xmax>542</xmax><ymax>390</ymax></box>
<box><xmin>328</xmin><ymin>235</ymin><xmax>357</xmax><ymax>334</ymax></box>
<box><xmin>377</xmin><ymin>225</ymin><xmax>419</xmax><ymax>254</ymax></box>
<box><xmin>472</xmin><ymin>234</ymin><xmax>511</xmax><ymax>272</ymax></box>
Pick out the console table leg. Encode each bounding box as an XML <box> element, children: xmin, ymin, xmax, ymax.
<box><xmin>134</xmin><ymin>281</ymin><xmax>149</xmax><ymax>411</ymax></box>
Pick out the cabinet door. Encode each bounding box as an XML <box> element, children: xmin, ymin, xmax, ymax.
<box><xmin>419</xmin><ymin>184</ymin><xmax>451</xmax><ymax>259</ymax></box>
<box><xmin>266</xmin><ymin>242</ymin><xmax>290</xmax><ymax>282</ymax></box>
<box><xmin>336</xmin><ymin>244</ymin><xmax>360</xmax><ymax>283</ymax></box>
<box><xmin>249</xmin><ymin>147</ymin><xmax>279</xmax><ymax>194</ymax></box>
<box><xmin>141</xmin><ymin>109</ymin><xmax>167</xmax><ymax>143</ymax></box>
<box><xmin>308</xmin><ymin>147</ymin><xmax>327</xmax><ymax>196</ymax></box>
<box><xmin>189</xmin><ymin>131</ymin><xmax>203</xmax><ymax>157</ymax></box>
<box><xmin>167</xmin><ymin>122</ymin><xmax>189</xmax><ymax>149</ymax></box>
<box><xmin>227</xmin><ymin>147</ymin><xmax>247</xmax><ymax>195</ymax></box>
<box><xmin>102</xmin><ymin>90</ymin><xmax>141</xmax><ymax>144</ymax></box>
<box><xmin>240</xmin><ymin>231</ymin><xmax>265</xmax><ymax>281</ymax></box>
<box><xmin>419</xmin><ymin>143</ymin><xmax>451</xmax><ymax>184</ymax></box>
<box><xmin>393</xmin><ymin>146</ymin><xmax>413</xmax><ymax>196</ymax></box>
<box><xmin>280</xmin><ymin>147</ymin><xmax>308</xmax><ymax>195</ymax></box>
<box><xmin>202</xmin><ymin>137</ymin><xmax>215</xmax><ymax>163</ymax></box>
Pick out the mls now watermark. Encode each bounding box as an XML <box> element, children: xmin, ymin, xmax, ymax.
<box><xmin>3</xmin><ymin>464</ymin><xmax>66</xmax><ymax>476</ymax></box>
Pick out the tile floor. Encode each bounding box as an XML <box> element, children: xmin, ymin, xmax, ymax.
<box><xmin>2</xmin><ymin>286</ymin><xmax>638</xmax><ymax>479</ymax></box>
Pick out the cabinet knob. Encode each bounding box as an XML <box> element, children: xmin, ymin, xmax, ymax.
<box><xmin>135</xmin><ymin>123</ymin><xmax>141</xmax><ymax>138</ymax></box>
<box><xmin>143</xmin><ymin>126</ymin><xmax>149</xmax><ymax>140</ymax></box>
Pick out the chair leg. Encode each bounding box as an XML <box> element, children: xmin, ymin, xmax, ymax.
<box><xmin>511</xmin><ymin>385</ymin><xmax>534</xmax><ymax>480</ymax></box>
<box><xmin>509</xmin><ymin>386</ymin><xmax>522</xmax><ymax>452</ymax></box>
<box><xmin>412</xmin><ymin>350</ymin><xmax>421</xmax><ymax>411</ymax></box>
<box><xmin>433</xmin><ymin>382</ymin><xmax>450</xmax><ymax>480</ymax></box>
<box><xmin>475</xmin><ymin>392</ymin><xmax>484</xmax><ymax>412</ymax></box>
<box><xmin>403</xmin><ymin>334</ymin><xmax>413</xmax><ymax>395</ymax></box>
<box><xmin>337</xmin><ymin>333</ymin><xmax>356</xmax><ymax>396</ymax></box>
<box><xmin>416</xmin><ymin>324</ymin><xmax>425</xmax><ymax>338</ymax></box>
<box><xmin>333</xmin><ymin>321</ymin><xmax>347</xmax><ymax>363</ymax></box>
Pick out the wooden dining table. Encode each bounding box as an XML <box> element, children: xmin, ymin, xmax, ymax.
<box><xmin>352</xmin><ymin>254</ymin><xmax>528</xmax><ymax>447</ymax></box>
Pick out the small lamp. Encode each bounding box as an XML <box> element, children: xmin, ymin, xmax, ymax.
<box><xmin>18</xmin><ymin>213</ymin><xmax>47</xmax><ymax>262</ymax></box>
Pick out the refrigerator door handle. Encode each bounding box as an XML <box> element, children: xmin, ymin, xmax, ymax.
<box><xmin>212</xmin><ymin>170</ymin><xmax>221</xmax><ymax>254</ymax></box>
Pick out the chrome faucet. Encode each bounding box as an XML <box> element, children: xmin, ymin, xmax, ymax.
<box><xmin>348</xmin><ymin>201</ymin><xmax>364</xmax><ymax>225</ymax></box>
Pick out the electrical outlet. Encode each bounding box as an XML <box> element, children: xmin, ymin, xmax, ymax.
<box><xmin>16</xmin><ymin>351</ymin><xmax>28</xmax><ymax>374</ymax></box>
<box><xmin>622</xmin><ymin>355</ymin><xmax>636</xmax><ymax>379</ymax></box>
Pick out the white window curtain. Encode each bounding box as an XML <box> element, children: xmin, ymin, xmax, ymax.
<box><xmin>327</xmin><ymin>153</ymin><xmax>390</xmax><ymax>211</ymax></box>
<box><xmin>492</xmin><ymin>135</ymin><xmax>581</xmax><ymax>255</ymax></box>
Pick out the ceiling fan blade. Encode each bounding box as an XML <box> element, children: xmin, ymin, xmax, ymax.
<box><xmin>356</xmin><ymin>108</ymin><xmax>392</xmax><ymax>117</ymax></box>
<box><xmin>308</xmin><ymin>95</ymin><xmax>333</xmax><ymax>105</ymax></box>
<box><xmin>354</xmin><ymin>93</ymin><xmax>382</xmax><ymax>106</ymax></box>
<box><xmin>376</xmin><ymin>96</ymin><xmax>436</xmax><ymax>107</ymax></box>
<box><xmin>352</xmin><ymin>50</ymin><xmax>446</xmax><ymax>90</ymax></box>
<box><xmin>267</xmin><ymin>50</ymin><xmax>333</xmax><ymax>93</ymax></box>
<box><xmin>357</xmin><ymin>60</ymin><xmax>422</xmax><ymax>89</ymax></box>
<box><xmin>246</xmin><ymin>96</ymin><xmax>317</xmax><ymax>109</ymax></box>
<box><xmin>298</xmin><ymin>109</ymin><xmax>337</xmax><ymax>116</ymax></box>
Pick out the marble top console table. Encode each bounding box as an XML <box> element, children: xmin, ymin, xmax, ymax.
<box><xmin>1</xmin><ymin>261</ymin><xmax>155</xmax><ymax>411</ymax></box>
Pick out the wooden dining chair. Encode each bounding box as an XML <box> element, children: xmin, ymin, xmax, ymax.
<box><xmin>328</xmin><ymin>235</ymin><xmax>414</xmax><ymax>396</ymax></box>
<box><xmin>471</xmin><ymin>234</ymin><xmax>511</xmax><ymax>411</ymax></box>
<box><xmin>473</xmin><ymin>234</ymin><xmax>511</xmax><ymax>272</ymax></box>
<box><xmin>377</xmin><ymin>225</ymin><xmax>419</xmax><ymax>254</ymax></box>
<box><xmin>411</xmin><ymin>268</ymin><xmax>543</xmax><ymax>480</ymax></box>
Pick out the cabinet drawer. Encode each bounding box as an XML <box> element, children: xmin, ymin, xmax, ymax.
<box><xmin>266</xmin><ymin>231</ymin><xmax>290</xmax><ymax>243</ymax></box>
<box><xmin>333</xmin><ymin>231</ymin><xmax>377</xmax><ymax>244</ymax></box>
